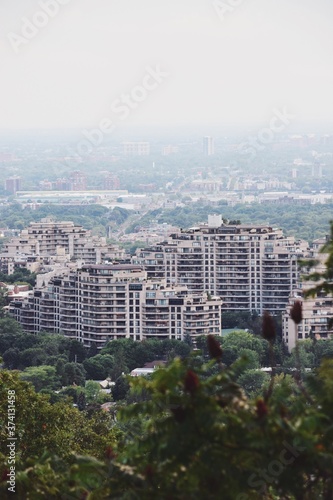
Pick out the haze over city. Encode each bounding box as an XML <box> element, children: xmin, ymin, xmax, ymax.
<box><xmin>1</xmin><ymin>0</ymin><xmax>333</xmax><ymax>133</ymax></box>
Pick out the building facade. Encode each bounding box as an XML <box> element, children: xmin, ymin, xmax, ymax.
<box><xmin>5</xmin><ymin>176</ymin><xmax>21</xmax><ymax>194</ymax></box>
<box><xmin>203</xmin><ymin>136</ymin><xmax>214</xmax><ymax>156</ymax></box>
<box><xmin>133</xmin><ymin>215</ymin><xmax>307</xmax><ymax>315</ymax></box>
<box><xmin>282</xmin><ymin>238</ymin><xmax>333</xmax><ymax>351</ymax></box>
<box><xmin>8</xmin><ymin>264</ymin><xmax>222</xmax><ymax>348</ymax></box>
<box><xmin>0</xmin><ymin>219</ymin><xmax>125</xmax><ymax>274</ymax></box>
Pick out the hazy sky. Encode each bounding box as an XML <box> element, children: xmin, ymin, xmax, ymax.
<box><xmin>0</xmin><ymin>0</ymin><xmax>333</xmax><ymax>130</ymax></box>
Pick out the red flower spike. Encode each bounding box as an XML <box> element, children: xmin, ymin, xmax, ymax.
<box><xmin>145</xmin><ymin>465</ymin><xmax>154</xmax><ymax>482</ymax></box>
<box><xmin>290</xmin><ymin>301</ymin><xmax>303</xmax><ymax>325</ymax></box>
<box><xmin>1</xmin><ymin>468</ymin><xmax>9</xmax><ymax>482</ymax></box>
<box><xmin>256</xmin><ymin>399</ymin><xmax>268</xmax><ymax>419</ymax></box>
<box><xmin>184</xmin><ymin>370</ymin><xmax>200</xmax><ymax>394</ymax></box>
<box><xmin>207</xmin><ymin>335</ymin><xmax>223</xmax><ymax>360</ymax></box>
<box><xmin>105</xmin><ymin>446</ymin><xmax>116</xmax><ymax>460</ymax></box>
<box><xmin>262</xmin><ymin>311</ymin><xmax>276</xmax><ymax>342</ymax></box>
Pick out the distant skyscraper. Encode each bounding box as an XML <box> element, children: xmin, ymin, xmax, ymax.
<box><xmin>5</xmin><ymin>176</ymin><xmax>21</xmax><ymax>194</ymax></box>
<box><xmin>203</xmin><ymin>136</ymin><xmax>214</xmax><ymax>156</ymax></box>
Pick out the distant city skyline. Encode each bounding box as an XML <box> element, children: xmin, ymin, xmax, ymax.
<box><xmin>1</xmin><ymin>0</ymin><xmax>333</xmax><ymax>131</ymax></box>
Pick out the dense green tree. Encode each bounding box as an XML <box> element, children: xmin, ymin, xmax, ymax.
<box><xmin>55</xmin><ymin>358</ymin><xmax>66</xmax><ymax>378</ymax></box>
<box><xmin>18</xmin><ymin>347</ymin><xmax>47</xmax><ymax>368</ymax></box>
<box><xmin>0</xmin><ymin>369</ymin><xmax>118</xmax><ymax>469</ymax></box>
<box><xmin>20</xmin><ymin>365</ymin><xmax>60</xmax><ymax>392</ymax></box>
<box><xmin>83</xmin><ymin>354</ymin><xmax>114</xmax><ymax>380</ymax></box>
<box><xmin>34</xmin><ymin>351</ymin><xmax>333</xmax><ymax>499</ymax></box>
<box><xmin>222</xmin><ymin>330</ymin><xmax>267</xmax><ymax>364</ymax></box>
<box><xmin>283</xmin><ymin>341</ymin><xmax>315</xmax><ymax>371</ymax></box>
<box><xmin>0</xmin><ymin>288</ymin><xmax>8</xmax><ymax>317</ymax></box>
<box><xmin>238</xmin><ymin>348</ymin><xmax>260</xmax><ymax>370</ymax></box>
<box><xmin>313</xmin><ymin>339</ymin><xmax>333</xmax><ymax>366</ymax></box>
<box><xmin>37</xmin><ymin>334</ymin><xmax>69</xmax><ymax>356</ymax></box>
<box><xmin>63</xmin><ymin>362</ymin><xmax>86</xmax><ymax>386</ymax></box>
<box><xmin>0</xmin><ymin>321</ymin><xmax>39</xmax><ymax>355</ymax></box>
<box><xmin>12</xmin><ymin>332</ymin><xmax>40</xmax><ymax>351</ymax></box>
<box><xmin>85</xmin><ymin>380</ymin><xmax>102</xmax><ymax>404</ymax></box>
<box><xmin>0</xmin><ymin>317</ymin><xmax>22</xmax><ymax>338</ymax></box>
<box><xmin>77</xmin><ymin>390</ymin><xmax>86</xmax><ymax>411</ymax></box>
<box><xmin>101</xmin><ymin>339</ymin><xmax>134</xmax><ymax>357</ymax></box>
<box><xmin>87</xmin><ymin>342</ymin><xmax>98</xmax><ymax>358</ymax></box>
<box><xmin>0</xmin><ymin>268</ymin><xmax>36</xmax><ymax>287</ymax></box>
<box><xmin>161</xmin><ymin>339</ymin><xmax>191</xmax><ymax>360</ymax></box>
<box><xmin>112</xmin><ymin>375</ymin><xmax>130</xmax><ymax>402</ymax></box>
<box><xmin>58</xmin><ymin>386</ymin><xmax>78</xmax><ymax>404</ymax></box>
<box><xmin>237</xmin><ymin>369</ymin><xmax>270</xmax><ymax>397</ymax></box>
<box><xmin>2</xmin><ymin>347</ymin><xmax>20</xmax><ymax>369</ymax></box>
<box><xmin>100</xmin><ymin>338</ymin><xmax>191</xmax><ymax>372</ymax></box>
<box><xmin>83</xmin><ymin>357</ymin><xmax>108</xmax><ymax>380</ymax></box>
<box><xmin>110</xmin><ymin>349</ymin><xmax>129</xmax><ymax>381</ymax></box>
<box><xmin>68</xmin><ymin>339</ymin><xmax>87</xmax><ymax>363</ymax></box>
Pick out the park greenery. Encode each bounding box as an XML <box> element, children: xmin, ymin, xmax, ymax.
<box><xmin>0</xmin><ymin>268</ymin><xmax>37</xmax><ymax>288</ymax></box>
<box><xmin>126</xmin><ymin>201</ymin><xmax>333</xmax><ymax>242</ymax></box>
<box><xmin>1</xmin><ymin>200</ymin><xmax>333</xmax><ymax>244</ymax></box>
<box><xmin>0</xmin><ymin>203</ymin><xmax>131</xmax><ymax>236</ymax></box>
<box><xmin>1</xmin><ymin>327</ymin><xmax>333</xmax><ymax>498</ymax></box>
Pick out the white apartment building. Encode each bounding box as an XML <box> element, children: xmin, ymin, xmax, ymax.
<box><xmin>3</xmin><ymin>219</ymin><xmax>87</xmax><ymax>256</ymax></box>
<box><xmin>133</xmin><ymin>215</ymin><xmax>307</xmax><ymax>315</ymax></box>
<box><xmin>283</xmin><ymin>238</ymin><xmax>333</xmax><ymax>351</ymax></box>
<box><xmin>142</xmin><ymin>282</ymin><xmax>221</xmax><ymax>340</ymax></box>
<box><xmin>0</xmin><ymin>219</ymin><xmax>125</xmax><ymax>274</ymax></box>
<box><xmin>8</xmin><ymin>264</ymin><xmax>222</xmax><ymax>348</ymax></box>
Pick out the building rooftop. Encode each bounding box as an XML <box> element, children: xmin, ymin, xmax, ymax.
<box><xmin>81</xmin><ymin>264</ymin><xmax>143</xmax><ymax>271</ymax></box>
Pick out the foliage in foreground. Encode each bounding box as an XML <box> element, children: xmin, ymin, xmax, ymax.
<box><xmin>1</xmin><ymin>341</ymin><xmax>333</xmax><ymax>499</ymax></box>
